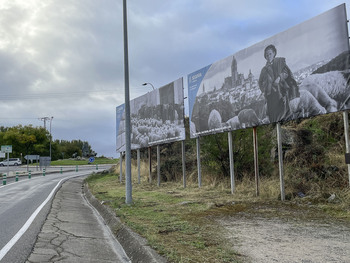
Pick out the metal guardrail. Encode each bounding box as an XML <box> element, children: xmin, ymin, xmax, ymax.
<box><xmin>0</xmin><ymin>164</ymin><xmax>115</xmax><ymax>183</ymax></box>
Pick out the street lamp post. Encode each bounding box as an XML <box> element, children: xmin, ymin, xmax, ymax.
<box><xmin>123</xmin><ymin>0</ymin><xmax>132</xmax><ymax>204</ymax></box>
<box><xmin>142</xmin><ymin>82</ymin><xmax>155</xmax><ymax>90</ymax></box>
<box><xmin>142</xmin><ymin>82</ymin><xmax>155</xmax><ymax>184</ymax></box>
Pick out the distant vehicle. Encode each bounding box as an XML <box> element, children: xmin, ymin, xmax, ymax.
<box><xmin>0</xmin><ymin>158</ymin><xmax>22</xmax><ymax>166</ymax></box>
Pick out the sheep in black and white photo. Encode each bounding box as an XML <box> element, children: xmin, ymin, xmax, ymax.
<box><xmin>208</xmin><ymin>109</ymin><xmax>222</xmax><ymax>130</ymax></box>
<box><xmin>238</xmin><ymin>108</ymin><xmax>260</xmax><ymax>128</ymax></box>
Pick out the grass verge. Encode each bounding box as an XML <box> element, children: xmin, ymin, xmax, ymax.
<box><xmin>86</xmin><ymin>172</ymin><xmax>242</xmax><ymax>263</ymax></box>
<box><xmin>85</xmin><ymin>167</ymin><xmax>350</xmax><ymax>262</ymax></box>
<box><xmin>50</xmin><ymin>157</ymin><xmax>118</xmax><ymax>166</ymax></box>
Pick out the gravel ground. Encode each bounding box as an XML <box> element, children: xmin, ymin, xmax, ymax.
<box><xmin>218</xmin><ymin>214</ymin><xmax>350</xmax><ymax>263</ymax></box>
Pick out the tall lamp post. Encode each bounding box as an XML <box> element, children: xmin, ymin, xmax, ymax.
<box><xmin>123</xmin><ymin>0</ymin><xmax>132</xmax><ymax>204</ymax></box>
<box><xmin>142</xmin><ymin>82</ymin><xmax>155</xmax><ymax>183</ymax></box>
<box><xmin>142</xmin><ymin>82</ymin><xmax>155</xmax><ymax>90</ymax></box>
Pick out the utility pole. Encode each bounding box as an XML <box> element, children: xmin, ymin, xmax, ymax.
<box><xmin>39</xmin><ymin>116</ymin><xmax>54</xmax><ymax>159</ymax></box>
<box><xmin>49</xmin><ymin>116</ymin><xmax>53</xmax><ymax>159</ymax></box>
<box><xmin>39</xmin><ymin>117</ymin><xmax>50</xmax><ymax>129</ymax></box>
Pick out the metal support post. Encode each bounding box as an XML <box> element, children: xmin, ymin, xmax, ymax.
<box><xmin>137</xmin><ymin>149</ymin><xmax>140</xmax><ymax>184</ymax></box>
<box><xmin>182</xmin><ymin>140</ymin><xmax>186</xmax><ymax>188</ymax></box>
<box><xmin>196</xmin><ymin>137</ymin><xmax>202</xmax><ymax>188</ymax></box>
<box><xmin>228</xmin><ymin>131</ymin><xmax>235</xmax><ymax>194</ymax></box>
<box><xmin>157</xmin><ymin>145</ymin><xmax>160</xmax><ymax>187</ymax></box>
<box><xmin>253</xmin><ymin>127</ymin><xmax>259</xmax><ymax>196</ymax></box>
<box><xmin>120</xmin><ymin>152</ymin><xmax>123</xmax><ymax>183</ymax></box>
<box><xmin>343</xmin><ymin>111</ymin><xmax>350</xmax><ymax>186</ymax></box>
<box><xmin>148</xmin><ymin>147</ymin><xmax>152</xmax><ymax>183</ymax></box>
<box><xmin>277</xmin><ymin>123</ymin><xmax>285</xmax><ymax>201</ymax></box>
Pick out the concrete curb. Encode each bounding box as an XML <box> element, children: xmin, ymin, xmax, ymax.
<box><xmin>83</xmin><ymin>182</ymin><xmax>167</xmax><ymax>263</ymax></box>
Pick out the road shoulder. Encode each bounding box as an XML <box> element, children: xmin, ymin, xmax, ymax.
<box><xmin>26</xmin><ymin>177</ymin><xmax>130</xmax><ymax>263</ymax></box>
<box><xmin>83</xmin><ymin>181</ymin><xmax>167</xmax><ymax>263</ymax></box>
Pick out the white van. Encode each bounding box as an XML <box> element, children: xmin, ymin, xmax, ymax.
<box><xmin>0</xmin><ymin>158</ymin><xmax>22</xmax><ymax>166</ymax></box>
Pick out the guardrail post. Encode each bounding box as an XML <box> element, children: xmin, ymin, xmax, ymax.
<box><xmin>60</xmin><ymin>167</ymin><xmax>63</xmax><ymax>174</ymax></box>
<box><xmin>28</xmin><ymin>170</ymin><xmax>31</xmax><ymax>179</ymax></box>
<box><xmin>43</xmin><ymin>168</ymin><xmax>46</xmax><ymax>176</ymax></box>
<box><xmin>2</xmin><ymin>174</ymin><xmax>6</xmax><ymax>185</ymax></box>
<box><xmin>16</xmin><ymin>172</ymin><xmax>19</xmax><ymax>182</ymax></box>
<box><xmin>96</xmin><ymin>164</ymin><xmax>98</xmax><ymax>170</ymax></box>
<box><xmin>76</xmin><ymin>165</ymin><xmax>78</xmax><ymax>172</ymax></box>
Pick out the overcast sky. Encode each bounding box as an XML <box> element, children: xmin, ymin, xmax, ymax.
<box><xmin>0</xmin><ymin>1</ymin><xmax>349</xmax><ymax>158</ymax></box>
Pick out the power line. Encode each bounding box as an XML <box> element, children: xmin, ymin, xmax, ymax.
<box><xmin>0</xmin><ymin>117</ymin><xmax>38</xmax><ymax>120</ymax></box>
<box><xmin>0</xmin><ymin>89</ymin><xmax>118</xmax><ymax>101</ymax></box>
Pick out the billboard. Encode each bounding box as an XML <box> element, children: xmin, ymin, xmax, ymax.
<box><xmin>116</xmin><ymin>78</ymin><xmax>185</xmax><ymax>152</ymax></box>
<box><xmin>188</xmin><ymin>4</ymin><xmax>350</xmax><ymax>138</ymax></box>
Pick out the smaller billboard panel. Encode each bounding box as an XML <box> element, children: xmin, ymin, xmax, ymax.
<box><xmin>116</xmin><ymin>78</ymin><xmax>185</xmax><ymax>152</ymax></box>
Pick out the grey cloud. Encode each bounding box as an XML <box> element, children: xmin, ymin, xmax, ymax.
<box><xmin>0</xmin><ymin>0</ymin><xmax>348</xmax><ymax>157</ymax></box>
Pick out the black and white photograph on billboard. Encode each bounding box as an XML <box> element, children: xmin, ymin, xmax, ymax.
<box><xmin>116</xmin><ymin>78</ymin><xmax>185</xmax><ymax>152</ymax></box>
<box><xmin>188</xmin><ymin>4</ymin><xmax>350</xmax><ymax>138</ymax></box>
<box><xmin>131</xmin><ymin>78</ymin><xmax>185</xmax><ymax>148</ymax></box>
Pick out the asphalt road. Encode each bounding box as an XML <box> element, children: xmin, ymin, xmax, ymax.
<box><xmin>0</xmin><ymin>166</ymin><xmax>113</xmax><ymax>263</ymax></box>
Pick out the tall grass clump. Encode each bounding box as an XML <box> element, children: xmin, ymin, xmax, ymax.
<box><xmin>113</xmin><ymin>114</ymin><xmax>349</xmax><ymax>207</ymax></box>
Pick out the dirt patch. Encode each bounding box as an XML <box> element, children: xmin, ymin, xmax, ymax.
<box><xmin>218</xmin><ymin>212</ymin><xmax>350</xmax><ymax>263</ymax></box>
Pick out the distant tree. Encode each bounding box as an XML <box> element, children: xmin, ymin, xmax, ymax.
<box><xmin>0</xmin><ymin>125</ymin><xmax>96</xmax><ymax>161</ymax></box>
<box><xmin>55</xmin><ymin>139</ymin><xmax>95</xmax><ymax>159</ymax></box>
<box><xmin>0</xmin><ymin>125</ymin><xmax>49</xmax><ymax>158</ymax></box>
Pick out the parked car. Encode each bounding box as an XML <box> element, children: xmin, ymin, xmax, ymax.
<box><xmin>0</xmin><ymin>158</ymin><xmax>22</xmax><ymax>166</ymax></box>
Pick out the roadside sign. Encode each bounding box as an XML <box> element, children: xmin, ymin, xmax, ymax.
<box><xmin>24</xmin><ymin>155</ymin><xmax>40</xmax><ymax>161</ymax></box>
<box><xmin>1</xmin><ymin>145</ymin><xmax>12</xmax><ymax>153</ymax></box>
<box><xmin>0</xmin><ymin>152</ymin><xmax>5</xmax><ymax>158</ymax></box>
<box><xmin>39</xmin><ymin>157</ymin><xmax>51</xmax><ymax>168</ymax></box>
<box><xmin>89</xmin><ymin>157</ymin><xmax>95</xmax><ymax>163</ymax></box>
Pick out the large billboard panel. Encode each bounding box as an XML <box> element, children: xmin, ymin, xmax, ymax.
<box><xmin>116</xmin><ymin>78</ymin><xmax>185</xmax><ymax>152</ymax></box>
<box><xmin>188</xmin><ymin>4</ymin><xmax>350</xmax><ymax>138</ymax></box>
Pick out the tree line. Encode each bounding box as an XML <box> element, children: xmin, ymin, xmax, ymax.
<box><xmin>0</xmin><ymin>125</ymin><xmax>96</xmax><ymax>161</ymax></box>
